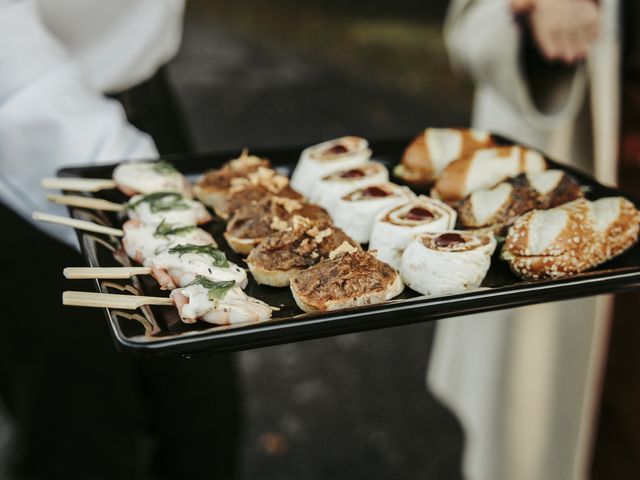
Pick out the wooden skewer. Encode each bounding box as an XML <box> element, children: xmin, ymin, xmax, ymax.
<box><xmin>47</xmin><ymin>194</ymin><xmax>124</xmax><ymax>212</ymax></box>
<box><xmin>32</xmin><ymin>212</ymin><xmax>123</xmax><ymax>237</ymax></box>
<box><xmin>41</xmin><ymin>177</ymin><xmax>117</xmax><ymax>192</ymax></box>
<box><xmin>63</xmin><ymin>291</ymin><xmax>174</xmax><ymax>309</ymax></box>
<box><xmin>64</xmin><ymin>267</ymin><xmax>152</xmax><ymax>279</ymax></box>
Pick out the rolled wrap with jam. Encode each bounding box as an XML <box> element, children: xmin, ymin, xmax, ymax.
<box><xmin>332</xmin><ymin>183</ymin><xmax>415</xmax><ymax>244</ymax></box>
<box><xmin>290</xmin><ymin>136</ymin><xmax>372</xmax><ymax>196</ymax></box>
<box><xmin>401</xmin><ymin>230</ymin><xmax>496</xmax><ymax>295</ymax></box>
<box><xmin>310</xmin><ymin>162</ymin><xmax>389</xmax><ymax>213</ymax></box>
<box><xmin>369</xmin><ymin>195</ymin><xmax>457</xmax><ymax>270</ymax></box>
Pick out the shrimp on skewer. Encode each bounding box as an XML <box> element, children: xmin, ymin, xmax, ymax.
<box><xmin>144</xmin><ymin>244</ymin><xmax>248</xmax><ymax>290</ymax></box>
<box><xmin>113</xmin><ymin>161</ymin><xmax>192</xmax><ymax>197</ymax></box>
<box><xmin>42</xmin><ymin>160</ymin><xmax>193</xmax><ymax>197</ymax></box>
<box><xmin>47</xmin><ymin>191</ymin><xmax>213</xmax><ymax>227</ymax></box>
<box><xmin>121</xmin><ymin>219</ymin><xmax>216</xmax><ymax>263</ymax></box>
<box><xmin>114</xmin><ymin>221</ymin><xmax>247</xmax><ymax>290</ymax></box>
<box><xmin>64</xmin><ymin>278</ymin><xmax>273</xmax><ymax>326</ymax></box>
<box><xmin>170</xmin><ymin>277</ymin><xmax>272</xmax><ymax>325</ymax></box>
<box><xmin>125</xmin><ymin>192</ymin><xmax>212</xmax><ymax>226</ymax></box>
<box><xmin>33</xmin><ymin>213</ymin><xmax>248</xmax><ymax>291</ymax></box>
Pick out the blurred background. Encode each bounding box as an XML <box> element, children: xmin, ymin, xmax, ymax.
<box><xmin>1</xmin><ymin>1</ymin><xmax>472</xmax><ymax>478</ymax></box>
<box><xmin>171</xmin><ymin>0</ymin><xmax>472</xmax><ymax>151</ymax></box>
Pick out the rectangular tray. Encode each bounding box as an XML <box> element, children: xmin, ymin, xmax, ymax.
<box><xmin>59</xmin><ymin>137</ymin><xmax>640</xmax><ymax>356</ymax></box>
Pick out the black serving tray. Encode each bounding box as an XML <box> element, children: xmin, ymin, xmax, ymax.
<box><xmin>58</xmin><ymin>137</ymin><xmax>640</xmax><ymax>356</ymax></box>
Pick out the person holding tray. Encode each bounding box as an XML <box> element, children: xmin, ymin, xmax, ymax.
<box><xmin>429</xmin><ymin>1</ymin><xmax>619</xmax><ymax>479</ymax></box>
<box><xmin>0</xmin><ymin>2</ymin><xmax>240</xmax><ymax>479</ymax></box>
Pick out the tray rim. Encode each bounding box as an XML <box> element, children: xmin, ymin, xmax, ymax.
<box><xmin>58</xmin><ymin>137</ymin><xmax>640</xmax><ymax>356</ymax></box>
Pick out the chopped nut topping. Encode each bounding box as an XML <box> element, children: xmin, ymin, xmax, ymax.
<box><xmin>270</xmin><ymin>216</ymin><xmax>289</xmax><ymax>231</ymax></box>
<box><xmin>228</xmin><ymin>167</ymin><xmax>288</xmax><ymax>195</ymax></box>
<box><xmin>329</xmin><ymin>241</ymin><xmax>359</xmax><ymax>260</ymax></box>
<box><xmin>313</xmin><ymin>227</ymin><xmax>333</xmax><ymax>243</ymax></box>
<box><xmin>292</xmin><ymin>215</ymin><xmax>313</xmax><ymax>230</ymax></box>
<box><xmin>228</xmin><ymin>148</ymin><xmax>266</xmax><ymax>171</ymax></box>
<box><xmin>299</xmin><ymin>238</ymin><xmax>312</xmax><ymax>250</ymax></box>
<box><xmin>272</xmin><ymin>196</ymin><xmax>303</xmax><ymax>213</ymax></box>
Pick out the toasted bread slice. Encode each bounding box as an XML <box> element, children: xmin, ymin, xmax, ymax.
<box><xmin>194</xmin><ymin>150</ymin><xmax>270</xmax><ymax>215</ymax></box>
<box><xmin>246</xmin><ymin>218</ymin><xmax>359</xmax><ymax>287</ymax></box>
<box><xmin>223</xmin><ymin>235</ymin><xmax>260</xmax><ymax>256</ymax></box>
<box><xmin>291</xmin><ymin>268</ymin><xmax>404</xmax><ymax>313</ymax></box>
<box><xmin>290</xmin><ymin>249</ymin><xmax>403</xmax><ymax>313</ymax></box>
<box><xmin>248</xmin><ymin>264</ymin><xmax>301</xmax><ymax>288</ymax></box>
<box><xmin>193</xmin><ymin>187</ymin><xmax>229</xmax><ymax>218</ymax></box>
<box><xmin>225</xmin><ymin>196</ymin><xmax>330</xmax><ymax>255</ymax></box>
<box><xmin>225</xmin><ymin>167</ymin><xmax>304</xmax><ymax>219</ymax></box>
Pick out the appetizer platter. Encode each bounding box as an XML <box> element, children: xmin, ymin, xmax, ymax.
<box><xmin>37</xmin><ymin>132</ymin><xmax>640</xmax><ymax>356</ymax></box>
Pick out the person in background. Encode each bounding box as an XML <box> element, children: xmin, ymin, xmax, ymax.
<box><xmin>0</xmin><ymin>1</ymin><xmax>239</xmax><ymax>478</ymax></box>
<box><xmin>428</xmin><ymin>0</ymin><xmax>619</xmax><ymax>479</ymax></box>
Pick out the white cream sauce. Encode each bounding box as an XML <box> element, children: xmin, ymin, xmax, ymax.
<box><xmin>113</xmin><ymin>161</ymin><xmax>191</xmax><ymax>196</ymax></box>
<box><xmin>127</xmin><ymin>195</ymin><xmax>210</xmax><ymax>226</ymax></box>
<box><xmin>146</xmin><ymin>250</ymin><xmax>248</xmax><ymax>288</ymax></box>
<box><xmin>177</xmin><ymin>285</ymin><xmax>271</xmax><ymax>324</ymax></box>
<box><xmin>122</xmin><ymin>221</ymin><xmax>215</xmax><ymax>262</ymax></box>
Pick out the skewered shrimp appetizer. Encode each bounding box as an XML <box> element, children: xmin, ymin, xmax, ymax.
<box><xmin>113</xmin><ymin>161</ymin><xmax>193</xmax><ymax>197</ymax></box>
<box><xmin>122</xmin><ymin>219</ymin><xmax>216</xmax><ymax>263</ymax></box>
<box><xmin>170</xmin><ymin>276</ymin><xmax>272</xmax><ymax>325</ymax></box>
<box><xmin>34</xmin><ymin>213</ymin><xmax>247</xmax><ymax>291</ymax></box>
<box><xmin>65</xmin><ymin>276</ymin><xmax>273</xmax><ymax>326</ymax></box>
<box><xmin>47</xmin><ymin>191</ymin><xmax>213</xmax><ymax>227</ymax></box>
<box><xmin>120</xmin><ymin>221</ymin><xmax>247</xmax><ymax>290</ymax></box>
<box><xmin>126</xmin><ymin>192</ymin><xmax>212</xmax><ymax>226</ymax></box>
<box><xmin>144</xmin><ymin>244</ymin><xmax>248</xmax><ymax>290</ymax></box>
<box><xmin>42</xmin><ymin>160</ymin><xmax>193</xmax><ymax>197</ymax></box>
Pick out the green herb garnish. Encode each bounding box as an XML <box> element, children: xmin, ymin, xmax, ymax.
<box><xmin>154</xmin><ymin>220</ymin><xmax>197</xmax><ymax>238</ymax></box>
<box><xmin>127</xmin><ymin>192</ymin><xmax>190</xmax><ymax>213</ymax></box>
<box><xmin>184</xmin><ymin>275</ymin><xmax>235</xmax><ymax>301</ymax></box>
<box><xmin>152</xmin><ymin>160</ymin><xmax>179</xmax><ymax>175</ymax></box>
<box><xmin>168</xmin><ymin>244</ymin><xmax>230</xmax><ymax>268</ymax></box>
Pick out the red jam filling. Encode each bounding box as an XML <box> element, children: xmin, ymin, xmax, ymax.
<box><xmin>340</xmin><ymin>169</ymin><xmax>366</xmax><ymax>178</ymax></box>
<box><xmin>404</xmin><ymin>207</ymin><xmax>434</xmax><ymax>221</ymax></box>
<box><xmin>362</xmin><ymin>186</ymin><xmax>390</xmax><ymax>198</ymax></box>
<box><xmin>435</xmin><ymin>233</ymin><xmax>466</xmax><ymax>248</ymax></box>
<box><xmin>324</xmin><ymin>144</ymin><xmax>349</xmax><ymax>155</ymax></box>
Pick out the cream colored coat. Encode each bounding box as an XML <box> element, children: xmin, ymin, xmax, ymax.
<box><xmin>428</xmin><ymin>1</ymin><xmax>620</xmax><ymax>479</ymax></box>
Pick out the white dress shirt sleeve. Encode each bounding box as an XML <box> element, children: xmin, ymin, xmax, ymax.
<box><xmin>0</xmin><ymin>0</ymin><xmax>159</xmax><ymax>246</ymax></box>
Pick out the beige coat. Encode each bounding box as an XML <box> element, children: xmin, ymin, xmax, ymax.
<box><xmin>428</xmin><ymin>1</ymin><xmax>620</xmax><ymax>479</ymax></box>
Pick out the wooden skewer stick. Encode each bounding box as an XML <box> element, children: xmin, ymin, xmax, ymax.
<box><xmin>41</xmin><ymin>177</ymin><xmax>117</xmax><ymax>192</ymax></box>
<box><xmin>63</xmin><ymin>291</ymin><xmax>174</xmax><ymax>309</ymax></box>
<box><xmin>47</xmin><ymin>194</ymin><xmax>124</xmax><ymax>212</ymax></box>
<box><xmin>64</xmin><ymin>267</ymin><xmax>152</xmax><ymax>279</ymax></box>
<box><xmin>32</xmin><ymin>212</ymin><xmax>124</xmax><ymax>237</ymax></box>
